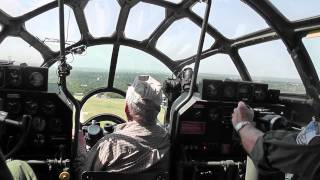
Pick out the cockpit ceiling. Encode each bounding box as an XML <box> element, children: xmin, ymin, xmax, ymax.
<box><xmin>0</xmin><ymin>0</ymin><xmax>319</xmax><ymax>68</ymax></box>
<box><xmin>191</xmin><ymin>0</ymin><xmax>269</xmax><ymax>39</ymax></box>
<box><xmin>268</xmin><ymin>0</ymin><xmax>320</xmax><ymax>21</ymax></box>
<box><xmin>25</xmin><ymin>5</ymin><xmax>81</xmax><ymax>52</ymax></box>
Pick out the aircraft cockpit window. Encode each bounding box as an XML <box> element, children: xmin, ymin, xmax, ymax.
<box><xmin>0</xmin><ymin>0</ymin><xmax>53</xmax><ymax>17</ymax></box>
<box><xmin>191</xmin><ymin>0</ymin><xmax>269</xmax><ymax>39</ymax></box>
<box><xmin>48</xmin><ymin>45</ymin><xmax>112</xmax><ymax>98</ymax></box>
<box><xmin>25</xmin><ymin>5</ymin><xmax>81</xmax><ymax>52</ymax></box>
<box><xmin>187</xmin><ymin>54</ymin><xmax>241</xmax><ymax>82</ymax></box>
<box><xmin>84</xmin><ymin>0</ymin><xmax>120</xmax><ymax>38</ymax></box>
<box><xmin>0</xmin><ymin>37</ymin><xmax>43</xmax><ymax>66</ymax></box>
<box><xmin>81</xmin><ymin>92</ymin><xmax>126</xmax><ymax>123</ymax></box>
<box><xmin>124</xmin><ymin>2</ymin><xmax>165</xmax><ymax>41</ymax></box>
<box><xmin>303</xmin><ymin>35</ymin><xmax>320</xmax><ymax>77</ymax></box>
<box><xmin>239</xmin><ymin>40</ymin><xmax>306</xmax><ymax>94</ymax></box>
<box><xmin>0</xmin><ymin>24</ymin><xmax>3</xmax><ymax>32</ymax></box>
<box><xmin>156</xmin><ymin>18</ymin><xmax>214</xmax><ymax>60</ymax></box>
<box><xmin>268</xmin><ymin>0</ymin><xmax>320</xmax><ymax>21</ymax></box>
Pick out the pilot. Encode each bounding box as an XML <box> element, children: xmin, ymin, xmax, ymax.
<box><xmin>232</xmin><ymin>101</ymin><xmax>320</xmax><ymax>180</ymax></box>
<box><xmin>75</xmin><ymin>75</ymin><xmax>170</xmax><ymax>177</ymax></box>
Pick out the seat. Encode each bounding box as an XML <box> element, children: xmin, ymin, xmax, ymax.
<box><xmin>81</xmin><ymin>171</ymin><xmax>168</xmax><ymax>180</ymax></box>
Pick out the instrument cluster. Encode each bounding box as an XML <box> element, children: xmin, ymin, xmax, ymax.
<box><xmin>0</xmin><ymin>65</ymin><xmax>48</xmax><ymax>91</ymax></box>
<box><xmin>0</xmin><ymin>65</ymin><xmax>71</xmax><ymax>160</ymax></box>
<box><xmin>202</xmin><ymin>79</ymin><xmax>279</xmax><ymax>103</ymax></box>
<box><xmin>176</xmin><ymin>79</ymin><xmax>282</xmax><ymax>158</ymax></box>
<box><xmin>0</xmin><ymin>91</ymin><xmax>72</xmax><ymax>159</ymax></box>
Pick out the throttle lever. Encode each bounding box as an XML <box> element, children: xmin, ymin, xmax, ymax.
<box><xmin>0</xmin><ymin>111</ymin><xmax>27</xmax><ymax>128</ymax></box>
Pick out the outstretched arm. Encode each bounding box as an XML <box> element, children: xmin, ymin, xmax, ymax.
<box><xmin>232</xmin><ymin>101</ymin><xmax>264</xmax><ymax>154</ymax></box>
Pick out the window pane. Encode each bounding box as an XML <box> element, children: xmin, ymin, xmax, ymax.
<box><xmin>303</xmin><ymin>36</ymin><xmax>320</xmax><ymax>78</ymax></box>
<box><xmin>84</xmin><ymin>0</ymin><xmax>120</xmax><ymax>38</ymax></box>
<box><xmin>0</xmin><ymin>0</ymin><xmax>53</xmax><ymax>17</ymax></box>
<box><xmin>125</xmin><ymin>2</ymin><xmax>165</xmax><ymax>41</ymax></box>
<box><xmin>192</xmin><ymin>0</ymin><xmax>268</xmax><ymax>39</ymax></box>
<box><xmin>0</xmin><ymin>37</ymin><xmax>43</xmax><ymax>66</ymax></box>
<box><xmin>81</xmin><ymin>92</ymin><xmax>126</xmax><ymax>123</ymax></box>
<box><xmin>26</xmin><ymin>6</ymin><xmax>81</xmax><ymax>52</ymax></box>
<box><xmin>268</xmin><ymin>0</ymin><xmax>320</xmax><ymax>21</ymax></box>
<box><xmin>239</xmin><ymin>40</ymin><xmax>305</xmax><ymax>94</ymax></box>
<box><xmin>186</xmin><ymin>54</ymin><xmax>241</xmax><ymax>82</ymax></box>
<box><xmin>0</xmin><ymin>24</ymin><xmax>3</xmax><ymax>32</ymax></box>
<box><xmin>156</xmin><ymin>18</ymin><xmax>215</xmax><ymax>60</ymax></box>
<box><xmin>60</xmin><ymin>45</ymin><xmax>112</xmax><ymax>98</ymax></box>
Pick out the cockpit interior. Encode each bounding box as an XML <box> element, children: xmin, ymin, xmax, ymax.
<box><xmin>0</xmin><ymin>0</ymin><xmax>319</xmax><ymax>180</ymax></box>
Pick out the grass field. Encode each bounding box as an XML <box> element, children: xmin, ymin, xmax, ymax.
<box><xmin>80</xmin><ymin>96</ymin><xmax>166</xmax><ymax>124</ymax></box>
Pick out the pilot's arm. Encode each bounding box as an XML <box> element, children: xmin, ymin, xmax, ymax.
<box><xmin>232</xmin><ymin>101</ymin><xmax>320</xmax><ymax>179</ymax></box>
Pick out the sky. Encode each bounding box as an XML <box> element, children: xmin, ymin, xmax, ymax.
<box><xmin>0</xmin><ymin>0</ymin><xmax>319</xmax><ymax>81</ymax></box>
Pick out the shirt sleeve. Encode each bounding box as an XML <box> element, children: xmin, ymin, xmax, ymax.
<box><xmin>250</xmin><ymin>130</ymin><xmax>320</xmax><ymax>178</ymax></box>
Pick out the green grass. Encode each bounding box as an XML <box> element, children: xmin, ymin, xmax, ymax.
<box><xmin>80</xmin><ymin>96</ymin><xmax>166</xmax><ymax>124</ymax></box>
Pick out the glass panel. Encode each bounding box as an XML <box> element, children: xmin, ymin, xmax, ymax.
<box><xmin>269</xmin><ymin>0</ymin><xmax>320</xmax><ymax>21</ymax></box>
<box><xmin>115</xmin><ymin>46</ymin><xmax>172</xmax><ymax>124</ymax></box>
<box><xmin>303</xmin><ymin>36</ymin><xmax>320</xmax><ymax>78</ymax></box>
<box><xmin>81</xmin><ymin>92</ymin><xmax>126</xmax><ymax>123</ymax></box>
<box><xmin>1</xmin><ymin>0</ymin><xmax>53</xmax><ymax>17</ymax></box>
<box><xmin>84</xmin><ymin>0</ymin><xmax>120</xmax><ymax>38</ymax></box>
<box><xmin>125</xmin><ymin>2</ymin><xmax>165</xmax><ymax>41</ymax></box>
<box><xmin>0</xmin><ymin>24</ymin><xmax>3</xmax><ymax>32</ymax></box>
<box><xmin>0</xmin><ymin>37</ymin><xmax>43</xmax><ymax>66</ymax></box>
<box><xmin>239</xmin><ymin>40</ymin><xmax>305</xmax><ymax>94</ymax></box>
<box><xmin>186</xmin><ymin>54</ymin><xmax>241</xmax><ymax>82</ymax></box>
<box><xmin>25</xmin><ymin>6</ymin><xmax>81</xmax><ymax>52</ymax></box>
<box><xmin>156</xmin><ymin>18</ymin><xmax>215</xmax><ymax>60</ymax></box>
<box><xmin>192</xmin><ymin>0</ymin><xmax>268</xmax><ymax>39</ymax></box>
<box><xmin>62</xmin><ymin>45</ymin><xmax>113</xmax><ymax>99</ymax></box>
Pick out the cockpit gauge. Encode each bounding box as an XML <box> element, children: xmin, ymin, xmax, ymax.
<box><xmin>32</xmin><ymin>116</ymin><xmax>46</xmax><ymax>132</ymax></box>
<box><xmin>207</xmin><ymin>84</ymin><xmax>219</xmax><ymax>98</ymax></box>
<box><xmin>223</xmin><ymin>85</ymin><xmax>236</xmax><ymax>99</ymax></box>
<box><xmin>238</xmin><ymin>84</ymin><xmax>252</xmax><ymax>101</ymax></box>
<box><xmin>41</xmin><ymin>101</ymin><xmax>56</xmax><ymax>115</ymax></box>
<box><xmin>208</xmin><ymin>108</ymin><xmax>220</xmax><ymax>122</ymax></box>
<box><xmin>254</xmin><ymin>86</ymin><xmax>267</xmax><ymax>101</ymax></box>
<box><xmin>28</xmin><ymin>72</ymin><xmax>44</xmax><ymax>88</ymax></box>
<box><xmin>25</xmin><ymin>100</ymin><xmax>39</xmax><ymax>115</ymax></box>
<box><xmin>8</xmin><ymin>68</ymin><xmax>22</xmax><ymax>87</ymax></box>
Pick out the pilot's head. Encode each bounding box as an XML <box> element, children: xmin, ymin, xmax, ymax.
<box><xmin>125</xmin><ymin>75</ymin><xmax>162</xmax><ymax>124</ymax></box>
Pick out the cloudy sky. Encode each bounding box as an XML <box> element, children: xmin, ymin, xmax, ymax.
<box><xmin>0</xmin><ymin>0</ymin><xmax>319</xmax><ymax>81</ymax></box>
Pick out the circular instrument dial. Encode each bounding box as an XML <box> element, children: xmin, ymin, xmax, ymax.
<box><xmin>28</xmin><ymin>72</ymin><xmax>44</xmax><ymax>87</ymax></box>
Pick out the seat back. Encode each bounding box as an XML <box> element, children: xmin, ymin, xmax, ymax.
<box><xmin>81</xmin><ymin>171</ymin><xmax>168</xmax><ymax>180</ymax></box>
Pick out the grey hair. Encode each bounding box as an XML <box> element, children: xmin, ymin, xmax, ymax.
<box><xmin>128</xmin><ymin>99</ymin><xmax>160</xmax><ymax>124</ymax></box>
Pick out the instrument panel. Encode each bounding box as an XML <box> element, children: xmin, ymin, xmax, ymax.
<box><xmin>202</xmin><ymin>79</ymin><xmax>279</xmax><ymax>103</ymax></box>
<box><xmin>175</xmin><ymin>79</ymin><xmax>282</xmax><ymax>158</ymax></box>
<box><xmin>0</xmin><ymin>90</ymin><xmax>72</xmax><ymax>160</ymax></box>
<box><xmin>0</xmin><ymin>65</ymin><xmax>48</xmax><ymax>91</ymax></box>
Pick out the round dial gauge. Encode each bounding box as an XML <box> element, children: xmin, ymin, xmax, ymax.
<box><xmin>9</xmin><ymin>69</ymin><xmax>22</xmax><ymax>87</ymax></box>
<box><xmin>238</xmin><ymin>85</ymin><xmax>251</xmax><ymax>100</ymax></box>
<box><xmin>32</xmin><ymin>116</ymin><xmax>46</xmax><ymax>132</ymax></box>
<box><xmin>28</xmin><ymin>72</ymin><xmax>44</xmax><ymax>87</ymax></box>
<box><xmin>224</xmin><ymin>85</ymin><xmax>236</xmax><ymax>99</ymax></box>
<box><xmin>254</xmin><ymin>87</ymin><xmax>267</xmax><ymax>101</ymax></box>
<box><xmin>207</xmin><ymin>84</ymin><xmax>219</xmax><ymax>98</ymax></box>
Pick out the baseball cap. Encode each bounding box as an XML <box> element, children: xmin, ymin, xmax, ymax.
<box><xmin>126</xmin><ymin>75</ymin><xmax>162</xmax><ymax>109</ymax></box>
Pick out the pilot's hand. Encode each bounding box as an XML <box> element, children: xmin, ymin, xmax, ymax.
<box><xmin>232</xmin><ymin>101</ymin><xmax>254</xmax><ymax>128</ymax></box>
